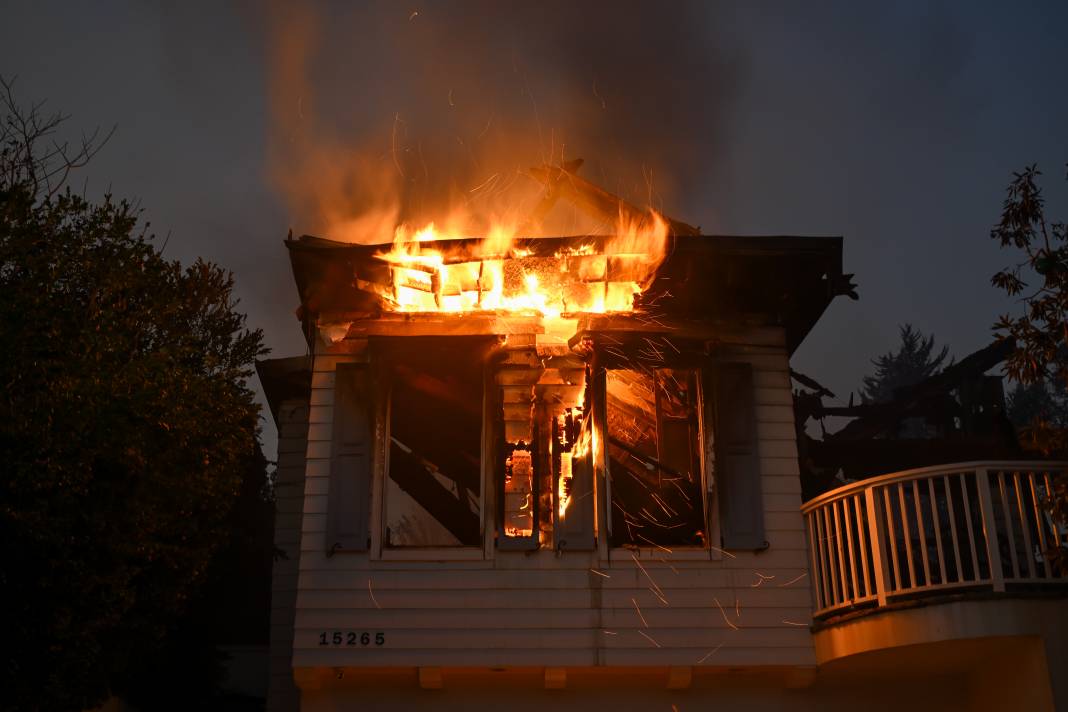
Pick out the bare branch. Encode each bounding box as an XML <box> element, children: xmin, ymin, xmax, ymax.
<box><xmin>0</xmin><ymin>74</ymin><xmax>115</xmax><ymax>199</ymax></box>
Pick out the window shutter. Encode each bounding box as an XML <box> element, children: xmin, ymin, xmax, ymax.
<box><xmin>326</xmin><ymin>364</ymin><xmax>373</xmax><ymax>553</ymax></box>
<box><xmin>556</xmin><ymin>442</ymin><xmax>596</xmax><ymax>551</ymax></box>
<box><xmin>713</xmin><ymin>362</ymin><xmax>767</xmax><ymax>550</ymax></box>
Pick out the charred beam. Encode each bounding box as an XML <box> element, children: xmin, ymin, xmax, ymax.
<box><xmin>827</xmin><ymin>340</ymin><xmax>1015</xmax><ymax>442</ymax></box>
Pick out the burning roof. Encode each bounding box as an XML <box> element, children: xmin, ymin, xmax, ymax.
<box><xmin>288</xmin><ymin>231</ymin><xmax>852</xmax><ymax>353</ymax></box>
<box><xmin>283</xmin><ymin>162</ymin><xmax>856</xmax><ymax>352</ymax></box>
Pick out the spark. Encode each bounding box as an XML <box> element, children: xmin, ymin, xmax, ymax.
<box><xmin>469</xmin><ymin>173</ymin><xmax>499</xmax><ymax>194</ymax></box>
<box><xmin>408</xmin><ymin>10</ymin><xmax>419</xmax><ymax>20</ymax></box>
<box><xmin>589</xmin><ymin>568</ymin><xmax>611</xmax><ymax>579</ymax></box>
<box><xmin>638</xmin><ymin>630</ymin><xmax>661</xmax><ymax>648</ymax></box>
<box><xmin>668</xmin><ymin>478</ymin><xmax>693</xmax><ymax>502</ymax></box>
<box><xmin>639</xmin><ymin>507</ymin><xmax>664</xmax><ymax>526</ymax></box>
<box><xmin>368</xmin><ymin>579</ymin><xmax>381</xmax><ymax>609</ymax></box>
<box><xmin>650</xmin><ymin>493</ymin><xmax>678</xmax><ymax>518</ymax></box>
<box><xmin>602</xmin><ymin>630</ymin><xmax>618</xmax><ymax>635</ymax></box>
<box><xmin>417</xmin><ymin>140</ymin><xmax>428</xmax><ymax>181</ymax></box>
<box><xmin>476</xmin><ymin>114</ymin><xmax>494</xmax><ymax>140</ymax></box>
<box><xmin>631</xmin><ymin>597</ymin><xmax>649</xmax><ymax>628</ymax></box>
<box><xmin>630</xmin><ymin>553</ymin><xmax>666</xmax><ymax>600</ymax></box>
<box><xmin>391</xmin><ymin>113</ymin><xmax>405</xmax><ymax>179</ymax></box>
<box><xmin>649</xmin><ymin>586</ymin><xmax>669</xmax><ymax>606</ymax></box>
<box><xmin>655</xmin><ymin>556</ymin><xmax>679</xmax><ymax>574</ymax></box>
<box><xmin>709</xmin><ymin>545</ymin><xmax>737</xmax><ymax>559</ymax></box>
<box><xmin>448</xmin><ymin>89</ymin><xmax>454</xmax><ymax>107</ymax></box>
<box><xmin>636</xmin><ymin>533</ymin><xmax>672</xmax><ymax>554</ymax></box>
<box><xmin>734</xmin><ymin>595</ymin><xmax>740</xmax><ymax>619</ymax></box>
<box><xmin>782</xmin><ymin>620</ymin><xmax>809</xmax><ymax>627</ymax></box>
<box><xmin>713</xmin><ymin>596</ymin><xmax>738</xmax><ymax>630</ymax></box>
<box><xmin>696</xmin><ymin>643</ymin><xmax>725</xmax><ymax>664</ymax></box>
<box><xmin>642</xmin><ymin>337</ymin><xmax>665</xmax><ymax>360</ymax></box>
<box><xmin>750</xmin><ymin>572</ymin><xmax>776</xmax><ymax>587</ymax></box>
<box><xmin>779</xmin><ymin>572</ymin><xmax>808</xmax><ymax>587</ymax></box>
<box><xmin>592</xmin><ymin>78</ymin><xmax>606</xmax><ymax>110</ymax></box>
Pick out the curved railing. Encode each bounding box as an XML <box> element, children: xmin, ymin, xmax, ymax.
<box><xmin>801</xmin><ymin>461</ymin><xmax>1068</xmax><ymax>621</ymax></box>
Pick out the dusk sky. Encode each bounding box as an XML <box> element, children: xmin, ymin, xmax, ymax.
<box><xmin>4</xmin><ymin>0</ymin><xmax>1066</xmax><ymax>457</ymax></box>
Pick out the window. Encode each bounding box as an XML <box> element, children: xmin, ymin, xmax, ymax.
<box><xmin>496</xmin><ymin>354</ymin><xmax>589</xmax><ymax>550</ymax></box>
<box><xmin>326</xmin><ymin>337</ymin><xmax>765</xmax><ymax>556</ymax></box>
<box><xmin>605</xmin><ymin>368</ymin><xmax>706</xmax><ymax>548</ymax></box>
<box><xmin>382</xmin><ymin>341</ymin><xmax>486</xmax><ymax>547</ymax></box>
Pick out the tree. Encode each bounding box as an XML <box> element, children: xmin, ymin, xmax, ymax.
<box><xmin>1005</xmin><ymin>380</ymin><xmax>1068</xmax><ymax>430</ymax></box>
<box><xmin>119</xmin><ymin>442</ymin><xmax>276</xmax><ymax>711</ymax></box>
<box><xmin>990</xmin><ymin>163</ymin><xmax>1068</xmax><ymax>571</ymax></box>
<box><xmin>860</xmin><ymin>324</ymin><xmax>951</xmax><ymax>404</ymax></box>
<box><xmin>0</xmin><ymin>77</ymin><xmax>266</xmax><ymax>711</ymax></box>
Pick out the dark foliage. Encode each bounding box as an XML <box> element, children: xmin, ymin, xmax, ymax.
<box><xmin>860</xmin><ymin>324</ymin><xmax>951</xmax><ymax>404</ymax></box>
<box><xmin>0</xmin><ymin>78</ymin><xmax>267</xmax><ymax>710</ymax></box>
<box><xmin>990</xmin><ymin>163</ymin><xmax>1068</xmax><ymax>571</ymax></box>
<box><xmin>1005</xmin><ymin>380</ymin><xmax>1068</xmax><ymax>429</ymax></box>
<box><xmin>119</xmin><ymin>442</ymin><xmax>275</xmax><ymax>711</ymax></box>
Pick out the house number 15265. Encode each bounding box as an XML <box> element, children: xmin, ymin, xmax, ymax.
<box><xmin>319</xmin><ymin>631</ymin><xmax>385</xmax><ymax>646</ymax></box>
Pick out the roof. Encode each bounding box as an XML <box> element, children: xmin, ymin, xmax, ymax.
<box><xmin>284</xmin><ymin>233</ymin><xmax>855</xmax><ymax>355</ymax></box>
<box><xmin>254</xmin><ymin>355</ymin><xmax>312</xmax><ymax>426</ymax></box>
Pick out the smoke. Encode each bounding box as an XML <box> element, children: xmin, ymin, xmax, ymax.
<box><xmin>263</xmin><ymin>1</ymin><xmax>741</xmax><ymax>243</ymax></box>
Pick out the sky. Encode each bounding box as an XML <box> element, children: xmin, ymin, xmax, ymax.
<box><xmin>2</xmin><ymin>1</ymin><xmax>1066</xmax><ymax>459</ymax></box>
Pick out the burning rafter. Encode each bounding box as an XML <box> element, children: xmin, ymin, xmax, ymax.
<box><xmin>345</xmin><ymin>161</ymin><xmax>710</xmax><ymax>325</ymax></box>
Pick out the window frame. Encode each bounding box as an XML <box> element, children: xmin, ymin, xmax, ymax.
<box><xmin>599</xmin><ymin>365</ymin><xmax>721</xmax><ymax>560</ymax></box>
<box><xmin>369</xmin><ymin>339</ymin><xmax>491</xmax><ymax>561</ymax></box>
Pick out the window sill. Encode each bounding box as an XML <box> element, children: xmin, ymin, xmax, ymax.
<box><xmin>378</xmin><ymin>548</ymin><xmax>486</xmax><ymax>562</ymax></box>
<box><xmin>610</xmin><ymin>547</ymin><xmax>722</xmax><ymax>561</ymax></box>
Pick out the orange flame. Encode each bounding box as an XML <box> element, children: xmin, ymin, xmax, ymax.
<box><xmin>375</xmin><ymin>212</ymin><xmax>668</xmax><ymax>321</ymax></box>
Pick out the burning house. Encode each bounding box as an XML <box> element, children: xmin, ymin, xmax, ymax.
<box><xmin>257</xmin><ymin>165</ymin><xmax>1068</xmax><ymax>711</ymax></box>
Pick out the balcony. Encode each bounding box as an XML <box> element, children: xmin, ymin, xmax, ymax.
<box><xmin>801</xmin><ymin>461</ymin><xmax>1068</xmax><ymax>621</ymax></box>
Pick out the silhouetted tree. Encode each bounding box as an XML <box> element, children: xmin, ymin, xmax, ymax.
<box><xmin>860</xmin><ymin>324</ymin><xmax>951</xmax><ymax>404</ymax></box>
<box><xmin>990</xmin><ymin>163</ymin><xmax>1068</xmax><ymax>571</ymax></box>
<box><xmin>119</xmin><ymin>442</ymin><xmax>275</xmax><ymax>712</ymax></box>
<box><xmin>0</xmin><ymin>77</ymin><xmax>266</xmax><ymax>711</ymax></box>
<box><xmin>1006</xmin><ymin>380</ymin><xmax>1068</xmax><ymax>429</ymax></box>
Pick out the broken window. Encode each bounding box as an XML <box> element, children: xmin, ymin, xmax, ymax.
<box><xmin>501</xmin><ymin>438</ymin><xmax>538</xmax><ymax>544</ymax></box>
<box><xmin>605</xmin><ymin>368</ymin><xmax>706</xmax><ymax>548</ymax></box>
<box><xmin>496</xmin><ymin>351</ymin><xmax>589</xmax><ymax>550</ymax></box>
<box><xmin>382</xmin><ymin>340</ymin><xmax>486</xmax><ymax>547</ymax></box>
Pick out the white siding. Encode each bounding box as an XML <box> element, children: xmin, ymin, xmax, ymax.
<box><xmin>292</xmin><ymin>328</ymin><xmax>815</xmax><ymax>671</ymax></box>
<box><xmin>267</xmin><ymin>399</ymin><xmax>309</xmax><ymax>712</ymax></box>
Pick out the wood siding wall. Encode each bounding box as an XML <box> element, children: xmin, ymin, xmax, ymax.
<box><xmin>267</xmin><ymin>399</ymin><xmax>310</xmax><ymax>712</ymax></box>
<box><xmin>292</xmin><ymin>331</ymin><xmax>815</xmax><ymax>671</ymax></box>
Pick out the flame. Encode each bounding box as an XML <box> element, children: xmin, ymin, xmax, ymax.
<box><xmin>374</xmin><ymin>212</ymin><xmax>669</xmax><ymax>323</ymax></box>
<box><xmin>561</xmin><ymin>417</ymin><xmax>596</xmax><ymax>520</ymax></box>
<box><xmin>557</xmin><ymin>453</ymin><xmax>573</xmax><ymax>519</ymax></box>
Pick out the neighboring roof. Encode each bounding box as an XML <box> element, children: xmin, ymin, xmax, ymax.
<box><xmin>255</xmin><ymin>355</ymin><xmax>312</xmax><ymax>426</ymax></box>
<box><xmin>285</xmin><ymin>233</ymin><xmax>856</xmax><ymax>355</ymax></box>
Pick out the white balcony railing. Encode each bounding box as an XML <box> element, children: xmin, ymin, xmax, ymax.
<box><xmin>801</xmin><ymin>461</ymin><xmax>1068</xmax><ymax>621</ymax></box>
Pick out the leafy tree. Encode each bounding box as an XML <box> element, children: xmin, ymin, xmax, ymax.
<box><xmin>860</xmin><ymin>324</ymin><xmax>951</xmax><ymax>404</ymax></box>
<box><xmin>990</xmin><ymin>163</ymin><xmax>1068</xmax><ymax>570</ymax></box>
<box><xmin>119</xmin><ymin>442</ymin><xmax>275</xmax><ymax>711</ymax></box>
<box><xmin>0</xmin><ymin>77</ymin><xmax>266</xmax><ymax>711</ymax></box>
<box><xmin>1005</xmin><ymin>379</ymin><xmax>1068</xmax><ymax>429</ymax></box>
